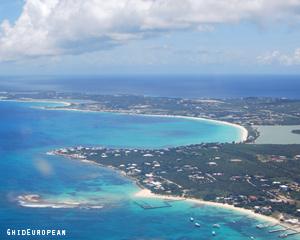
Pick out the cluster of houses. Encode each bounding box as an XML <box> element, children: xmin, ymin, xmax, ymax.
<box><xmin>257</xmin><ymin>154</ymin><xmax>300</xmax><ymax>163</ymax></box>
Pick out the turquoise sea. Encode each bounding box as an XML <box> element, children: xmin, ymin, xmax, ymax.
<box><xmin>0</xmin><ymin>101</ymin><xmax>298</xmax><ymax>240</ymax></box>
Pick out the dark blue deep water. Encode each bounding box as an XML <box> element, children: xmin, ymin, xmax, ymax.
<box><xmin>1</xmin><ymin>75</ymin><xmax>300</xmax><ymax>98</ymax></box>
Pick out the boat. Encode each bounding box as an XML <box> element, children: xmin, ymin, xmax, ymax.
<box><xmin>279</xmin><ymin>233</ymin><xmax>288</xmax><ymax>238</ymax></box>
<box><xmin>194</xmin><ymin>222</ymin><xmax>201</xmax><ymax>227</ymax></box>
<box><xmin>213</xmin><ymin>224</ymin><xmax>220</xmax><ymax>228</ymax></box>
<box><xmin>212</xmin><ymin>231</ymin><xmax>216</xmax><ymax>236</ymax></box>
<box><xmin>256</xmin><ymin>224</ymin><xmax>263</xmax><ymax>229</ymax></box>
<box><xmin>256</xmin><ymin>223</ymin><xmax>268</xmax><ymax>229</ymax></box>
<box><xmin>190</xmin><ymin>217</ymin><xmax>194</xmax><ymax>222</ymax></box>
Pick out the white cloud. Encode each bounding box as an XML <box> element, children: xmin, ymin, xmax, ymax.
<box><xmin>257</xmin><ymin>48</ymin><xmax>300</xmax><ymax>65</ymax></box>
<box><xmin>1</xmin><ymin>0</ymin><xmax>300</xmax><ymax>61</ymax></box>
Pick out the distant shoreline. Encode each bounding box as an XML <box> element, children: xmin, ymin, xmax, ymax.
<box><xmin>136</xmin><ymin>113</ymin><xmax>248</xmax><ymax>143</ymax></box>
<box><xmin>0</xmin><ymin>98</ymin><xmax>72</xmax><ymax>107</ymax></box>
<box><xmin>55</xmin><ymin>106</ymin><xmax>249</xmax><ymax>143</ymax></box>
<box><xmin>1</xmin><ymin>98</ymin><xmax>248</xmax><ymax>143</ymax></box>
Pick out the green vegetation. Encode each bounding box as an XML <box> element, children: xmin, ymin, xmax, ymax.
<box><xmin>54</xmin><ymin>144</ymin><xmax>300</xmax><ymax>218</ymax></box>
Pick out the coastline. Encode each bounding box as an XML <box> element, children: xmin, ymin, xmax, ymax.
<box><xmin>39</xmin><ymin>104</ymin><xmax>249</xmax><ymax>143</ymax></box>
<box><xmin>23</xmin><ymin>149</ymin><xmax>300</xmax><ymax>233</ymax></box>
<box><xmin>135</xmin><ymin>113</ymin><xmax>248</xmax><ymax>143</ymax></box>
<box><xmin>53</xmin><ymin>151</ymin><xmax>290</xmax><ymax>229</ymax></box>
<box><xmin>0</xmin><ymin>97</ymin><xmax>248</xmax><ymax>143</ymax></box>
<box><xmin>134</xmin><ymin>189</ymin><xmax>279</xmax><ymax>225</ymax></box>
<box><xmin>6</xmin><ymin>98</ymin><xmax>284</xmax><ymax>227</ymax></box>
<box><xmin>0</xmin><ymin>98</ymin><xmax>72</xmax><ymax>107</ymax></box>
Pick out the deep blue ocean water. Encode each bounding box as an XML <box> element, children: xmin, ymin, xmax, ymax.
<box><xmin>0</xmin><ymin>101</ymin><xmax>299</xmax><ymax>240</ymax></box>
<box><xmin>1</xmin><ymin>74</ymin><xmax>300</xmax><ymax>98</ymax></box>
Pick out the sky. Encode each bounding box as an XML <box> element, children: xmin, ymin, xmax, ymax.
<box><xmin>0</xmin><ymin>0</ymin><xmax>300</xmax><ymax>75</ymax></box>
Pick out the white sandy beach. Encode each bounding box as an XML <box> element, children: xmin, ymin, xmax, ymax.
<box><xmin>6</xmin><ymin>96</ymin><xmax>246</xmax><ymax>143</ymax></box>
<box><xmin>0</xmin><ymin>98</ymin><xmax>72</xmax><ymax>107</ymax></box>
<box><xmin>134</xmin><ymin>189</ymin><xmax>279</xmax><ymax>224</ymax></box>
<box><xmin>139</xmin><ymin>113</ymin><xmax>248</xmax><ymax>143</ymax></box>
<box><xmin>55</xmin><ymin>151</ymin><xmax>277</xmax><ymax>226</ymax></box>
<box><xmin>39</xmin><ymin>104</ymin><xmax>249</xmax><ymax>143</ymax></box>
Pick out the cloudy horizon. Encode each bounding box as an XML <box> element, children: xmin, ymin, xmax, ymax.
<box><xmin>0</xmin><ymin>0</ymin><xmax>300</xmax><ymax>75</ymax></box>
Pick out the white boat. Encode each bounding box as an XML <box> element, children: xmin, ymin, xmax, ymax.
<box><xmin>213</xmin><ymin>224</ymin><xmax>220</xmax><ymax>228</ymax></box>
<box><xmin>190</xmin><ymin>217</ymin><xmax>194</xmax><ymax>222</ymax></box>
<box><xmin>194</xmin><ymin>222</ymin><xmax>201</xmax><ymax>227</ymax></box>
<box><xmin>212</xmin><ymin>231</ymin><xmax>216</xmax><ymax>236</ymax></box>
<box><xmin>279</xmin><ymin>233</ymin><xmax>288</xmax><ymax>238</ymax></box>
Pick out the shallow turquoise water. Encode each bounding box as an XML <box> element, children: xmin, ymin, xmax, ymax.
<box><xmin>0</xmin><ymin>101</ymin><xmax>298</xmax><ymax>240</ymax></box>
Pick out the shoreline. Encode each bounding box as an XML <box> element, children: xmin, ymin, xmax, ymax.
<box><xmin>135</xmin><ymin>113</ymin><xmax>248</xmax><ymax>143</ymax></box>
<box><xmin>28</xmin><ymin>150</ymin><xmax>300</xmax><ymax>233</ymax></box>
<box><xmin>6</xmin><ymin>98</ymin><xmax>284</xmax><ymax>227</ymax></box>
<box><xmin>47</xmin><ymin>151</ymin><xmax>281</xmax><ymax>226</ymax></box>
<box><xmin>0</xmin><ymin>98</ymin><xmax>248</xmax><ymax>143</ymax></box>
<box><xmin>4</xmin><ymin>96</ymin><xmax>300</xmax><ymax>238</ymax></box>
<box><xmin>134</xmin><ymin>189</ymin><xmax>279</xmax><ymax>224</ymax></box>
<box><xmin>52</xmin><ymin>151</ymin><xmax>295</xmax><ymax>230</ymax></box>
<box><xmin>134</xmin><ymin>188</ymin><xmax>300</xmax><ymax>232</ymax></box>
<box><xmin>0</xmin><ymin>98</ymin><xmax>72</xmax><ymax>107</ymax></box>
<box><xmin>41</xmin><ymin>104</ymin><xmax>249</xmax><ymax>143</ymax></box>
<box><xmin>48</xmin><ymin>150</ymin><xmax>300</xmax><ymax>231</ymax></box>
